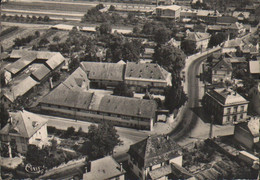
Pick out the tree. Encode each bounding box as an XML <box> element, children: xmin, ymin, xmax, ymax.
<box><xmin>109</xmin><ymin>5</ymin><xmax>116</xmax><ymax>11</ymax></box>
<box><xmin>153</xmin><ymin>44</ymin><xmax>187</xmax><ymax>113</ymax></box>
<box><xmin>37</xmin><ymin>16</ymin><xmax>43</xmax><ymax>21</ymax></box>
<box><xmin>63</xmin><ymin>126</ymin><xmax>75</xmax><ymax>138</ymax></box>
<box><xmin>153</xmin><ymin>44</ymin><xmax>186</xmax><ymax>73</ymax></box>
<box><xmin>98</xmin><ymin>23</ymin><xmax>112</xmax><ymax>35</ymax></box>
<box><xmin>113</xmin><ymin>82</ymin><xmax>134</xmax><ymax>97</ymax></box>
<box><xmin>39</xmin><ymin>38</ymin><xmax>49</xmax><ymax>47</ymax></box>
<box><xmin>153</xmin><ymin>27</ymin><xmax>171</xmax><ymax>44</ymax></box>
<box><xmin>181</xmin><ymin>40</ymin><xmax>197</xmax><ymax>55</ymax></box>
<box><xmin>208</xmin><ymin>33</ymin><xmax>227</xmax><ymax>48</ymax></box>
<box><xmin>31</xmin><ymin>15</ymin><xmax>37</xmax><ymax>22</ymax></box>
<box><xmin>50</xmin><ymin>138</ymin><xmax>57</xmax><ymax>152</ymax></box>
<box><xmin>53</xmin><ymin>35</ymin><xmax>61</xmax><ymax>44</ymax></box>
<box><xmin>86</xmin><ymin>121</ymin><xmax>122</xmax><ymax>160</ymax></box>
<box><xmin>51</xmin><ymin>71</ymin><xmax>61</xmax><ymax>82</ymax></box>
<box><xmin>69</xmin><ymin>57</ymin><xmax>80</xmax><ymax>71</ymax></box>
<box><xmin>0</xmin><ymin>104</ymin><xmax>9</xmax><ymax>129</ymax></box>
<box><xmin>43</xmin><ymin>15</ymin><xmax>50</xmax><ymax>22</ymax></box>
<box><xmin>35</xmin><ymin>31</ymin><xmax>40</xmax><ymax>38</ymax></box>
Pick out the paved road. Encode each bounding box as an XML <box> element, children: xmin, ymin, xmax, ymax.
<box><xmin>169</xmin><ymin>47</ymin><xmax>222</xmax><ymax>144</ymax></box>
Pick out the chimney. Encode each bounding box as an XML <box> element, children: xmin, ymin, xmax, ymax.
<box><xmin>86</xmin><ymin>161</ymin><xmax>91</xmax><ymax>172</ymax></box>
<box><xmin>120</xmin><ymin>163</ymin><xmax>123</xmax><ymax>172</ymax></box>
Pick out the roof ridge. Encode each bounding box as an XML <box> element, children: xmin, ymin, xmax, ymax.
<box><xmin>19</xmin><ymin>111</ymin><xmax>30</xmax><ymax>138</ymax></box>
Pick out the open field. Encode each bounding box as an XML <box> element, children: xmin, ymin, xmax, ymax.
<box><xmin>2</xmin><ymin>1</ymin><xmax>94</xmax><ymax>13</ymax></box>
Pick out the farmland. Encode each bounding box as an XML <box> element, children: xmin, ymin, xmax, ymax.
<box><xmin>2</xmin><ymin>1</ymin><xmax>94</xmax><ymax>13</ymax></box>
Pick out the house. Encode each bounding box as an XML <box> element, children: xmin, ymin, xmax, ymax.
<box><xmin>1</xmin><ymin>76</ymin><xmax>38</xmax><ymax>109</ymax></box>
<box><xmin>148</xmin><ymin>163</ymin><xmax>193</xmax><ymax>180</ymax></box>
<box><xmin>83</xmin><ymin>156</ymin><xmax>126</xmax><ymax>180</ymax></box>
<box><xmin>232</xmin><ymin>11</ymin><xmax>250</xmax><ymax>21</ymax></box>
<box><xmin>222</xmin><ymin>38</ymin><xmax>242</xmax><ymax>53</ymax></box>
<box><xmin>194</xmin><ymin>23</ymin><xmax>208</xmax><ymax>32</ymax></box>
<box><xmin>175</xmin><ymin>0</ymin><xmax>192</xmax><ymax>6</ymax></box>
<box><xmin>202</xmin><ymin>88</ymin><xmax>249</xmax><ymax>125</ymax></box>
<box><xmin>80</xmin><ymin>62</ymin><xmax>124</xmax><ymax>89</ymax></box>
<box><xmin>156</xmin><ymin>5</ymin><xmax>181</xmax><ymax>19</ymax></box>
<box><xmin>185</xmin><ymin>32</ymin><xmax>211</xmax><ymax>50</ymax></box>
<box><xmin>196</xmin><ymin>10</ymin><xmax>221</xmax><ymax>23</ymax></box>
<box><xmin>39</xmin><ymin>86</ymin><xmax>158</xmax><ymax>130</ymax></box>
<box><xmin>211</xmin><ymin>58</ymin><xmax>232</xmax><ymax>83</ymax></box>
<box><xmin>60</xmin><ymin>67</ymin><xmax>90</xmax><ymax>91</ymax></box>
<box><xmin>216</xmin><ymin>16</ymin><xmax>237</xmax><ymax>25</ymax></box>
<box><xmin>4</xmin><ymin>50</ymin><xmax>65</xmax><ymax>82</ymax></box>
<box><xmin>0</xmin><ymin>110</ymin><xmax>48</xmax><ymax>155</ymax></box>
<box><xmin>128</xmin><ymin>135</ymin><xmax>183</xmax><ymax>180</ymax></box>
<box><xmin>234</xmin><ymin>117</ymin><xmax>259</xmax><ymax>149</ymax></box>
<box><xmin>249</xmin><ymin>60</ymin><xmax>260</xmax><ymax>79</ymax></box>
<box><xmin>180</xmin><ymin>8</ymin><xmax>198</xmax><ymax>20</ymax></box>
<box><xmin>124</xmin><ymin>62</ymin><xmax>172</xmax><ymax>93</ymax></box>
<box><xmin>167</xmin><ymin>38</ymin><xmax>181</xmax><ymax>48</ymax></box>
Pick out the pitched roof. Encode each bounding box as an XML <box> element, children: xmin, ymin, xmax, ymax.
<box><xmin>223</xmin><ymin>38</ymin><xmax>242</xmax><ymax>48</ymax></box>
<box><xmin>247</xmin><ymin>117</ymin><xmax>259</xmax><ymax>137</ymax></box>
<box><xmin>5</xmin><ymin>55</ymin><xmax>36</xmax><ymax>75</ymax></box>
<box><xmin>197</xmin><ymin>10</ymin><xmax>218</xmax><ymax>17</ymax></box>
<box><xmin>6</xmin><ymin>50</ymin><xmax>64</xmax><ymax>74</ymax></box>
<box><xmin>124</xmin><ymin>62</ymin><xmax>170</xmax><ymax>82</ymax></box>
<box><xmin>45</xmin><ymin>52</ymin><xmax>65</xmax><ymax>70</ymax></box>
<box><xmin>207</xmin><ymin>88</ymin><xmax>248</xmax><ymax>106</ymax></box>
<box><xmin>97</xmin><ymin>95</ymin><xmax>157</xmax><ymax>119</ymax></box>
<box><xmin>233</xmin><ymin>11</ymin><xmax>250</xmax><ymax>19</ymax></box>
<box><xmin>128</xmin><ymin>135</ymin><xmax>181</xmax><ymax>168</ymax></box>
<box><xmin>212</xmin><ymin>58</ymin><xmax>233</xmax><ymax>71</ymax></box>
<box><xmin>156</xmin><ymin>5</ymin><xmax>181</xmax><ymax>11</ymax></box>
<box><xmin>31</xmin><ymin>64</ymin><xmax>51</xmax><ymax>81</ymax></box>
<box><xmin>39</xmin><ymin>86</ymin><xmax>94</xmax><ymax>109</ymax></box>
<box><xmin>3</xmin><ymin>76</ymin><xmax>38</xmax><ymax>102</ymax></box>
<box><xmin>0</xmin><ymin>110</ymin><xmax>47</xmax><ymax>138</ymax></box>
<box><xmin>225</xmin><ymin>57</ymin><xmax>247</xmax><ymax>64</ymax></box>
<box><xmin>217</xmin><ymin>16</ymin><xmax>237</xmax><ymax>24</ymax></box>
<box><xmin>82</xmin><ymin>156</ymin><xmax>125</xmax><ymax>180</ymax></box>
<box><xmin>61</xmin><ymin>67</ymin><xmax>90</xmax><ymax>91</ymax></box>
<box><xmin>81</xmin><ymin>62</ymin><xmax>124</xmax><ymax>81</ymax></box>
<box><xmin>249</xmin><ymin>60</ymin><xmax>260</xmax><ymax>74</ymax></box>
<box><xmin>186</xmin><ymin>32</ymin><xmax>210</xmax><ymax>42</ymax></box>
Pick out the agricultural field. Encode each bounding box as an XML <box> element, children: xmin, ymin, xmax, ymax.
<box><xmin>2</xmin><ymin>1</ymin><xmax>94</xmax><ymax>13</ymax></box>
<box><xmin>1</xmin><ymin>28</ymin><xmax>45</xmax><ymax>50</ymax></box>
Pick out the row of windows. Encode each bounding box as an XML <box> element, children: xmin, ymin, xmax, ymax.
<box><xmin>227</xmin><ymin>114</ymin><xmax>244</xmax><ymax>122</ymax></box>
<box><xmin>44</xmin><ymin>104</ymin><xmax>150</xmax><ymax>122</ymax></box>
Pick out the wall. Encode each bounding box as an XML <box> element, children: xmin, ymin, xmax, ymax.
<box><xmin>1</xmin><ymin>134</ymin><xmax>29</xmax><ymax>154</ymax></box>
<box><xmin>234</xmin><ymin>125</ymin><xmax>254</xmax><ymax>149</ymax></box>
<box><xmin>28</xmin><ymin>123</ymin><xmax>48</xmax><ymax>148</ymax></box>
<box><xmin>40</xmin><ymin>104</ymin><xmax>153</xmax><ymax>130</ymax></box>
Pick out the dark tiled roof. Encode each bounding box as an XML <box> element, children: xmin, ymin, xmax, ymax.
<box><xmin>31</xmin><ymin>64</ymin><xmax>51</xmax><ymax>81</ymax></box>
<box><xmin>45</xmin><ymin>53</ymin><xmax>65</xmax><ymax>70</ymax></box>
<box><xmin>61</xmin><ymin>67</ymin><xmax>90</xmax><ymax>91</ymax></box>
<box><xmin>212</xmin><ymin>58</ymin><xmax>232</xmax><ymax>71</ymax></box>
<box><xmin>217</xmin><ymin>16</ymin><xmax>237</xmax><ymax>24</ymax></box>
<box><xmin>128</xmin><ymin>135</ymin><xmax>181</xmax><ymax>168</ymax></box>
<box><xmin>98</xmin><ymin>95</ymin><xmax>157</xmax><ymax>119</ymax></box>
<box><xmin>81</xmin><ymin>62</ymin><xmax>124</xmax><ymax>81</ymax></box>
<box><xmin>5</xmin><ymin>56</ymin><xmax>36</xmax><ymax>75</ymax></box>
<box><xmin>40</xmin><ymin>86</ymin><xmax>94</xmax><ymax>110</ymax></box>
<box><xmin>125</xmin><ymin>62</ymin><xmax>169</xmax><ymax>81</ymax></box>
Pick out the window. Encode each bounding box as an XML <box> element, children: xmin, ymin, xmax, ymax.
<box><xmin>227</xmin><ymin>108</ymin><xmax>231</xmax><ymax>114</ymax></box>
<box><xmin>227</xmin><ymin>116</ymin><xmax>230</xmax><ymax>121</ymax></box>
<box><xmin>240</xmin><ymin>106</ymin><xmax>244</xmax><ymax>112</ymax></box>
<box><xmin>240</xmin><ymin>114</ymin><xmax>243</xmax><ymax>119</ymax></box>
<box><xmin>233</xmin><ymin>115</ymin><xmax>237</xmax><ymax>122</ymax></box>
<box><xmin>234</xmin><ymin>106</ymin><xmax>237</xmax><ymax>113</ymax></box>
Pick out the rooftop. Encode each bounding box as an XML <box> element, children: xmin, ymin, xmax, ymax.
<box><xmin>128</xmin><ymin>135</ymin><xmax>181</xmax><ymax>168</ymax></box>
<box><xmin>0</xmin><ymin>110</ymin><xmax>47</xmax><ymax>138</ymax></box>
<box><xmin>156</xmin><ymin>5</ymin><xmax>181</xmax><ymax>11</ymax></box>
<box><xmin>3</xmin><ymin>76</ymin><xmax>38</xmax><ymax>102</ymax></box>
<box><xmin>124</xmin><ymin>62</ymin><xmax>170</xmax><ymax>82</ymax></box>
<box><xmin>80</xmin><ymin>62</ymin><xmax>124</xmax><ymax>82</ymax></box>
<box><xmin>249</xmin><ymin>60</ymin><xmax>260</xmax><ymax>74</ymax></box>
<box><xmin>83</xmin><ymin>156</ymin><xmax>125</xmax><ymax>180</ymax></box>
<box><xmin>186</xmin><ymin>32</ymin><xmax>211</xmax><ymax>42</ymax></box>
<box><xmin>207</xmin><ymin>88</ymin><xmax>248</xmax><ymax>106</ymax></box>
<box><xmin>212</xmin><ymin>58</ymin><xmax>233</xmax><ymax>71</ymax></box>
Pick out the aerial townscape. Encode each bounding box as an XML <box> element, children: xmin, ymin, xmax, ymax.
<box><xmin>0</xmin><ymin>0</ymin><xmax>260</xmax><ymax>179</ymax></box>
